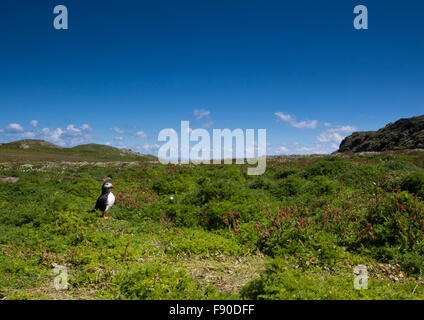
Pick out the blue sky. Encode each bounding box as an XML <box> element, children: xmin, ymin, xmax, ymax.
<box><xmin>0</xmin><ymin>0</ymin><xmax>423</xmax><ymax>156</ymax></box>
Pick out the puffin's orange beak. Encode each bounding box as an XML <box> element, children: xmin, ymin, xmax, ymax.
<box><xmin>110</xmin><ymin>184</ymin><xmax>115</xmax><ymax>189</ymax></box>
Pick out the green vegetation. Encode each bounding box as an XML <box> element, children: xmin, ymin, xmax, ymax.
<box><xmin>0</xmin><ymin>150</ymin><xmax>424</xmax><ymax>300</ymax></box>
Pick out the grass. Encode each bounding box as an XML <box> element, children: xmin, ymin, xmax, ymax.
<box><xmin>0</xmin><ymin>150</ymin><xmax>424</xmax><ymax>300</ymax></box>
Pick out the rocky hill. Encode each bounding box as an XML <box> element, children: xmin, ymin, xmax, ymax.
<box><xmin>338</xmin><ymin>115</ymin><xmax>424</xmax><ymax>153</ymax></box>
<box><xmin>0</xmin><ymin>139</ymin><xmax>157</xmax><ymax>161</ymax></box>
<box><xmin>0</xmin><ymin>139</ymin><xmax>62</xmax><ymax>151</ymax></box>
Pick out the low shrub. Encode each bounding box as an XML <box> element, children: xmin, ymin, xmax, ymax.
<box><xmin>113</xmin><ymin>262</ymin><xmax>229</xmax><ymax>300</ymax></box>
<box><xmin>240</xmin><ymin>258</ymin><xmax>424</xmax><ymax>300</ymax></box>
<box><xmin>401</xmin><ymin>171</ymin><xmax>424</xmax><ymax>197</ymax></box>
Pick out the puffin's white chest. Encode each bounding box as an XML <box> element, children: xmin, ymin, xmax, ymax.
<box><xmin>106</xmin><ymin>192</ymin><xmax>115</xmax><ymax>211</ymax></box>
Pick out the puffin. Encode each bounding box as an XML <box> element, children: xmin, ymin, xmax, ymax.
<box><xmin>92</xmin><ymin>182</ymin><xmax>115</xmax><ymax>219</ymax></box>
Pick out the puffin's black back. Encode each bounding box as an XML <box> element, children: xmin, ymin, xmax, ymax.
<box><xmin>94</xmin><ymin>193</ymin><xmax>109</xmax><ymax>212</ymax></box>
<box><xmin>94</xmin><ymin>182</ymin><xmax>112</xmax><ymax>212</ymax></box>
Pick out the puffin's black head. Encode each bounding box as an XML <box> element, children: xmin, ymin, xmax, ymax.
<box><xmin>102</xmin><ymin>182</ymin><xmax>115</xmax><ymax>194</ymax></box>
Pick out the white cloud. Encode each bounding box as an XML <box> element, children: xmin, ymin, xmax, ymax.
<box><xmin>135</xmin><ymin>131</ymin><xmax>147</xmax><ymax>138</ymax></box>
<box><xmin>276</xmin><ymin>146</ymin><xmax>289</xmax><ymax>154</ymax></box>
<box><xmin>295</xmin><ymin>143</ymin><xmax>337</xmax><ymax>154</ymax></box>
<box><xmin>194</xmin><ymin>109</ymin><xmax>211</xmax><ymax>120</ymax></box>
<box><xmin>81</xmin><ymin>124</ymin><xmax>93</xmax><ymax>131</ymax></box>
<box><xmin>317</xmin><ymin>124</ymin><xmax>356</xmax><ymax>144</ymax></box>
<box><xmin>0</xmin><ymin>129</ymin><xmax>4</xmax><ymax>133</ymax></box>
<box><xmin>275</xmin><ymin>112</ymin><xmax>294</xmax><ymax>122</ymax></box>
<box><xmin>115</xmin><ymin>141</ymin><xmax>126</xmax><ymax>148</ymax></box>
<box><xmin>298</xmin><ymin>123</ymin><xmax>356</xmax><ymax>154</ymax></box>
<box><xmin>22</xmin><ymin>131</ymin><xmax>36</xmax><ymax>138</ymax></box>
<box><xmin>293</xmin><ymin>120</ymin><xmax>318</xmax><ymax>129</ymax></box>
<box><xmin>296</xmin><ymin>146</ymin><xmax>317</xmax><ymax>153</ymax></box>
<box><xmin>115</xmin><ymin>136</ymin><xmax>124</xmax><ymax>141</ymax></box>
<box><xmin>29</xmin><ymin>120</ymin><xmax>38</xmax><ymax>127</ymax></box>
<box><xmin>275</xmin><ymin>112</ymin><xmax>318</xmax><ymax>129</ymax></box>
<box><xmin>317</xmin><ymin>131</ymin><xmax>344</xmax><ymax>143</ymax></box>
<box><xmin>282</xmin><ymin>124</ymin><xmax>355</xmax><ymax>155</ymax></box>
<box><xmin>6</xmin><ymin>123</ymin><xmax>24</xmax><ymax>133</ymax></box>
<box><xmin>41</xmin><ymin>128</ymin><xmax>64</xmax><ymax>144</ymax></box>
<box><xmin>202</xmin><ymin>120</ymin><xmax>214</xmax><ymax>128</ymax></box>
<box><xmin>66</xmin><ymin>124</ymin><xmax>82</xmax><ymax>136</ymax></box>
<box><xmin>143</xmin><ymin>144</ymin><xmax>160</xmax><ymax>152</ymax></box>
<box><xmin>194</xmin><ymin>109</ymin><xmax>214</xmax><ymax>127</ymax></box>
<box><xmin>36</xmin><ymin>124</ymin><xmax>93</xmax><ymax>146</ymax></box>
<box><xmin>110</xmin><ymin>127</ymin><xmax>125</xmax><ymax>134</ymax></box>
<box><xmin>327</xmin><ymin>125</ymin><xmax>357</xmax><ymax>133</ymax></box>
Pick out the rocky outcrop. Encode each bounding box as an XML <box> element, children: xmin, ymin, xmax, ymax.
<box><xmin>338</xmin><ymin>115</ymin><xmax>424</xmax><ymax>152</ymax></box>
